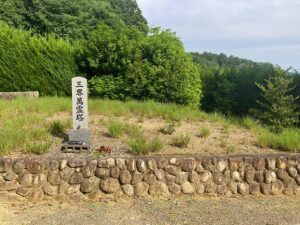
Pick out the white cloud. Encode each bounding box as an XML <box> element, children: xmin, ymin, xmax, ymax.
<box><xmin>137</xmin><ymin>0</ymin><xmax>300</xmax><ymax>68</ymax></box>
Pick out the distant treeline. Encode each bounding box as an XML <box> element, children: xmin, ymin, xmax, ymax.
<box><xmin>0</xmin><ymin>0</ymin><xmax>299</xmax><ymax>120</ymax></box>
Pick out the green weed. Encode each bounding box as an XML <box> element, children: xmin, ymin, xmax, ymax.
<box><xmin>197</xmin><ymin>127</ymin><xmax>211</xmax><ymax>138</ymax></box>
<box><xmin>106</xmin><ymin>120</ymin><xmax>125</xmax><ymax>138</ymax></box>
<box><xmin>172</xmin><ymin>134</ymin><xmax>191</xmax><ymax>148</ymax></box>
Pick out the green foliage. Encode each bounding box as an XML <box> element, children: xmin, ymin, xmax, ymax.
<box><xmin>0</xmin><ymin>23</ymin><xmax>77</xmax><ymax>95</ymax></box>
<box><xmin>106</xmin><ymin>121</ymin><xmax>125</xmax><ymax>138</ymax></box>
<box><xmin>127</xmin><ymin>135</ymin><xmax>163</xmax><ymax>154</ymax></box>
<box><xmin>172</xmin><ymin>134</ymin><xmax>191</xmax><ymax>148</ymax></box>
<box><xmin>48</xmin><ymin>121</ymin><xmax>65</xmax><ymax>137</ymax></box>
<box><xmin>0</xmin><ymin>0</ymin><xmax>147</xmax><ymax>39</ymax></box>
<box><xmin>197</xmin><ymin>127</ymin><xmax>210</xmax><ymax>138</ymax></box>
<box><xmin>79</xmin><ymin>24</ymin><xmax>201</xmax><ymax>108</ymax></box>
<box><xmin>241</xmin><ymin>117</ymin><xmax>257</xmax><ymax>130</ymax></box>
<box><xmin>256</xmin><ymin>128</ymin><xmax>300</xmax><ymax>152</ymax></box>
<box><xmin>255</xmin><ymin>67</ymin><xmax>299</xmax><ymax>133</ymax></box>
<box><xmin>159</xmin><ymin>123</ymin><xmax>176</xmax><ymax>135</ymax></box>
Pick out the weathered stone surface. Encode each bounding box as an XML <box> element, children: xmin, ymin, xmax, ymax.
<box><xmin>68</xmin><ymin>159</ymin><xmax>86</xmax><ymax>168</ymax></box>
<box><xmin>202</xmin><ymin>158</ymin><xmax>216</xmax><ymax>171</ymax></box>
<box><xmin>200</xmin><ymin>171</ymin><xmax>212</xmax><ymax>182</ymax></box>
<box><xmin>116</xmin><ymin>159</ymin><xmax>126</xmax><ymax>170</ymax></box>
<box><xmin>189</xmin><ymin>171</ymin><xmax>199</xmax><ymax>183</ymax></box>
<box><xmin>42</xmin><ymin>182</ymin><xmax>58</xmax><ymax>196</ymax></box>
<box><xmin>58</xmin><ymin>180</ymin><xmax>69</xmax><ymax>194</ymax></box>
<box><xmin>252</xmin><ymin>158</ymin><xmax>265</xmax><ymax>170</ymax></box>
<box><xmin>249</xmin><ymin>183</ymin><xmax>260</xmax><ymax>195</ymax></box>
<box><xmin>154</xmin><ymin>169</ymin><xmax>165</xmax><ymax>181</ymax></box>
<box><xmin>169</xmin><ymin>184</ymin><xmax>181</xmax><ymax>195</ymax></box>
<box><xmin>95</xmin><ymin>168</ymin><xmax>110</xmax><ymax>179</ymax></box>
<box><xmin>244</xmin><ymin>157</ymin><xmax>253</xmax><ymax>168</ymax></box>
<box><xmin>122</xmin><ymin>184</ymin><xmax>134</xmax><ymax>196</ymax></box>
<box><xmin>223</xmin><ymin>169</ymin><xmax>231</xmax><ymax>183</ymax></box>
<box><xmin>170</xmin><ymin>158</ymin><xmax>180</xmax><ymax>166</ymax></box>
<box><xmin>265</xmin><ymin>171</ymin><xmax>276</xmax><ymax>184</ymax></box>
<box><xmin>82</xmin><ymin>160</ymin><xmax>97</xmax><ymax>178</ymax></box>
<box><xmin>143</xmin><ymin>173</ymin><xmax>156</xmax><ymax>185</ymax></box>
<box><xmin>181</xmin><ymin>158</ymin><xmax>195</xmax><ymax>172</ymax></box>
<box><xmin>284</xmin><ymin>178</ymin><xmax>297</xmax><ymax>188</ymax></box>
<box><xmin>181</xmin><ymin>182</ymin><xmax>195</xmax><ymax>194</ymax></box>
<box><xmin>136</xmin><ymin>159</ymin><xmax>147</xmax><ymax>173</ymax></box>
<box><xmin>59</xmin><ymin>160</ymin><xmax>67</xmax><ymax>171</ymax></box>
<box><xmin>48</xmin><ymin>172</ymin><xmax>61</xmax><ymax>186</ymax></box>
<box><xmin>195</xmin><ymin>164</ymin><xmax>204</xmax><ymax>173</ymax></box>
<box><xmin>157</xmin><ymin>158</ymin><xmax>169</xmax><ymax>169</ymax></box>
<box><xmin>283</xmin><ymin>188</ymin><xmax>294</xmax><ymax>196</ymax></box>
<box><xmin>228</xmin><ymin>181</ymin><xmax>237</xmax><ymax>194</ymax></box>
<box><xmin>152</xmin><ymin>181</ymin><xmax>168</xmax><ymax>195</ymax></box>
<box><xmin>12</xmin><ymin>160</ymin><xmax>25</xmax><ymax>174</ymax></box>
<box><xmin>276</xmin><ymin>157</ymin><xmax>286</xmax><ymax>169</ymax></box>
<box><xmin>296</xmin><ymin>163</ymin><xmax>300</xmax><ymax>173</ymax></box>
<box><xmin>271</xmin><ymin>180</ymin><xmax>284</xmax><ymax>195</ymax></box>
<box><xmin>0</xmin><ymin>180</ymin><xmax>18</xmax><ymax>191</ymax></box>
<box><xmin>245</xmin><ymin>168</ymin><xmax>255</xmax><ymax>184</ymax></box>
<box><xmin>4</xmin><ymin>171</ymin><xmax>17</xmax><ymax>181</ymax></box>
<box><xmin>165</xmin><ymin>165</ymin><xmax>181</xmax><ymax>176</ymax></box>
<box><xmin>98</xmin><ymin>159</ymin><xmax>115</xmax><ymax>168</ymax></box>
<box><xmin>229</xmin><ymin>158</ymin><xmax>242</xmax><ymax>171</ymax></box>
<box><xmin>217</xmin><ymin>159</ymin><xmax>228</xmax><ymax>172</ymax></box>
<box><xmin>69</xmin><ymin>172</ymin><xmax>84</xmax><ymax>184</ymax></box>
<box><xmin>28</xmin><ymin>188</ymin><xmax>44</xmax><ymax>201</ymax></box>
<box><xmin>237</xmin><ymin>183</ymin><xmax>249</xmax><ymax>195</ymax></box>
<box><xmin>276</xmin><ymin>169</ymin><xmax>289</xmax><ymax>182</ymax></box>
<box><xmin>110</xmin><ymin>167</ymin><xmax>120</xmax><ymax>179</ymax></box>
<box><xmin>147</xmin><ymin>159</ymin><xmax>157</xmax><ymax>171</ymax></box>
<box><xmin>49</xmin><ymin>160</ymin><xmax>59</xmax><ymax>171</ymax></box>
<box><xmin>66</xmin><ymin>185</ymin><xmax>80</xmax><ymax>195</ymax></box>
<box><xmin>131</xmin><ymin>173</ymin><xmax>143</xmax><ymax>185</ymax></box>
<box><xmin>120</xmin><ymin>170</ymin><xmax>132</xmax><ymax>184</ymax></box>
<box><xmin>266</xmin><ymin>158</ymin><xmax>276</xmax><ymax>170</ymax></box>
<box><xmin>175</xmin><ymin>172</ymin><xmax>188</xmax><ymax>185</ymax></box>
<box><xmin>261</xmin><ymin>184</ymin><xmax>271</xmax><ymax>195</ymax></box>
<box><xmin>80</xmin><ymin>177</ymin><xmax>99</xmax><ymax>193</ymax></box>
<box><xmin>232</xmin><ymin>171</ymin><xmax>242</xmax><ymax>182</ymax></box>
<box><xmin>26</xmin><ymin>159</ymin><xmax>45</xmax><ymax>174</ymax></box>
<box><xmin>33</xmin><ymin>174</ymin><xmax>47</xmax><ymax>187</ymax></box>
<box><xmin>294</xmin><ymin>187</ymin><xmax>300</xmax><ymax>196</ymax></box>
<box><xmin>18</xmin><ymin>172</ymin><xmax>33</xmax><ymax>186</ymax></box>
<box><xmin>134</xmin><ymin>182</ymin><xmax>149</xmax><ymax>196</ymax></box>
<box><xmin>60</xmin><ymin>167</ymin><xmax>74</xmax><ymax>181</ymax></box>
<box><xmin>287</xmin><ymin>167</ymin><xmax>298</xmax><ymax>177</ymax></box>
<box><xmin>0</xmin><ymin>158</ymin><xmax>12</xmax><ymax>173</ymax></box>
<box><xmin>100</xmin><ymin>178</ymin><xmax>120</xmax><ymax>193</ymax></box>
<box><xmin>196</xmin><ymin>183</ymin><xmax>205</xmax><ymax>194</ymax></box>
<box><xmin>16</xmin><ymin>186</ymin><xmax>32</xmax><ymax>197</ymax></box>
<box><xmin>204</xmin><ymin>180</ymin><xmax>216</xmax><ymax>194</ymax></box>
<box><xmin>126</xmin><ymin>159</ymin><xmax>136</xmax><ymax>172</ymax></box>
<box><xmin>165</xmin><ymin>174</ymin><xmax>176</xmax><ymax>185</ymax></box>
<box><xmin>254</xmin><ymin>171</ymin><xmax>264</xmax><ymax>183</ymax></box>
<box><xmin>295</xmin><ymin>176</ymin><xmax>300</xmax><ymax>185</ymax></box>
<box><xmin>217</xmin><ymin>184</ymin><xmax>227</xmax><ymax>194</ymax></box>
<box><xmin>213</xmin><ymin>171</ymin><xmax>224</xmax><ymax>185</ymax></box>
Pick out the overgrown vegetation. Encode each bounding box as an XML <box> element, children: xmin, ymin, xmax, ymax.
<box><xmin>197</xmin><ymin>127</ymin><xmax>210</xmax><ymax>138</ymax></box>
<box><xmin>159</xmin><ymin>123</ymin><xmax>176</xmax><ymax>135</ymax></box>
<box><xmin>172</xmin><ymin>134</ymin><xmax>191</xmax><ymax>148</ymax></box>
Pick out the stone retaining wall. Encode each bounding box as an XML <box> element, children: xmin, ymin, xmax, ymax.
<box><xmin>0</xmin><ymin>91</ymin><xmax>39</xmax><ymax>100</ymax></box>
<box><xmin>0</xmin><ymin>154</ymin><xmax>300</xmax><ymax>201</ymax></box>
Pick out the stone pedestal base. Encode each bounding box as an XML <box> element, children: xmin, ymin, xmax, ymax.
<box><xmin>68</xmin><ymin>129</ymin><xmax>91</xmax><ymax>145</ymax></box>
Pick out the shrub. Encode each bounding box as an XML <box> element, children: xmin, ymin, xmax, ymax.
<box><xmin>172</xmin><ymin>134</ymin><xmax>191</xmax><ymax>148</ymax></box>
<box><xmin>197</xmin><ymin>127</ymin><xmax>210</xmax><ymax>138</ymax></box>
<box><xmin>48</xmin><ymin>121</ymin><xmax>65</xmax><ymax>137</ymax></box>
<box><xmin>0</xmin><ymin>22</ymin><xmax>77</xmax><ymax>96</ymax></box>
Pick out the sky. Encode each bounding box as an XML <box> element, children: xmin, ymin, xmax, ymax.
<box><xmin>136</xmin><ymin>0</ymin><xmax>300</xmax><ymax>70</ymax></box>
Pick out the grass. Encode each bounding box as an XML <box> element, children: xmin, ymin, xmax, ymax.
<box><xmin>197</xmin><ymin>127</ymin><xmax>210</xmax><ymax>138</ymax></box>
<box><xmin>127</xmin><ymin>135</ymin><xmax>163</xmax><ymax>154</ymax></box>
<box><xmin>106</xmin><ymin>120</ymin><xmax>125</xmax><ymax>138</ymax></box>
<box><xmin>1</xmin><ymin>97</ymin><xmax>300</xmax><ymax>155</ymax></box>
<box><xmin>172</xmin><ymin>134</ymin><xmax>191</xmax><ymax>148</ymax></box>
<box><xmin>159</xmin><ymin>123</ymin><xmax>176</xmax><ymax>135</ymax></box>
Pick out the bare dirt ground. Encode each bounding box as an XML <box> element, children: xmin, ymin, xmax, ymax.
<box><xmin>41</xmin><ymin>113</ymin><xmax>280</xmax><ymax>158</ymax></box>
<box><xmin>0</xmin><ymin>195</ymin><xmax>299</xmax><ymax>225</ymax></box>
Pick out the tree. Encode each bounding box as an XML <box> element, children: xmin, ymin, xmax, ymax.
<box><xmin>255</xmin><ymin>67</ymin><xmax>299</xmax><ymax>133</ymax></box>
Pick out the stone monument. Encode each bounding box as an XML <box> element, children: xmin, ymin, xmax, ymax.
<box><xmin>62</xmin><ymin>77</ymin><xmax>91</xmax><ymax>152</ymax></box>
